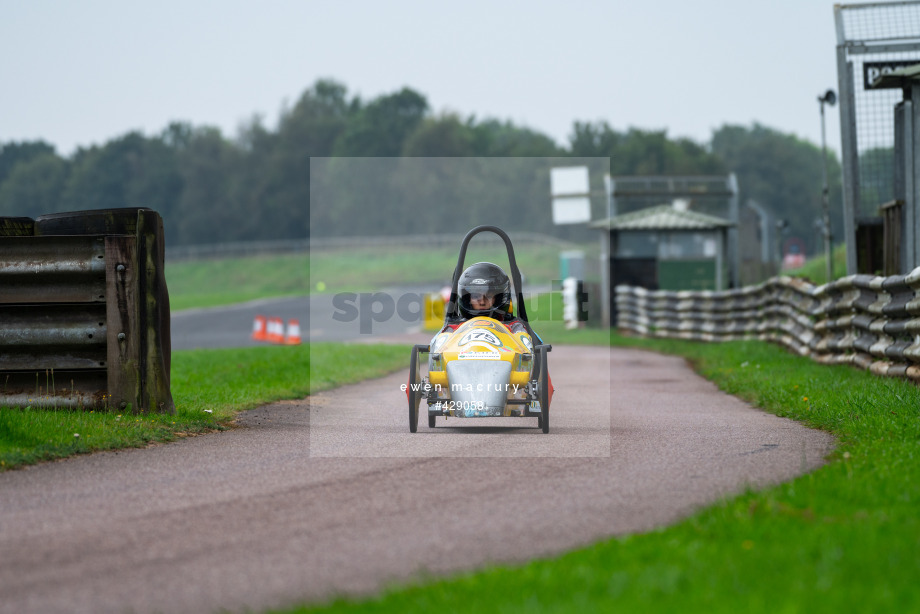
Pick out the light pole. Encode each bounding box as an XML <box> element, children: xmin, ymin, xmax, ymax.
<box><xmin>818</xmin><ymin>89</ymin><xmax>837</xmax><ymax>283</ymax></box>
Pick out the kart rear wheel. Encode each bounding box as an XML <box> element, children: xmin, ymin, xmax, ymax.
<box><xmin>428</xmin><ymin>414</ymin><xmax>437</xmax><ymax>428</ymax></box>
<box><xmin>538</xmin><ymin>346</ymin><xmax>549</xmax><ymax>433</ymax></box>
<box><xmin>408</xmin><ymin>346</ymin><xmax>422</xmax><ymax>433</ymax></box>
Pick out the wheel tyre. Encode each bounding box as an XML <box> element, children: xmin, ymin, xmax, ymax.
<box><xmin>408</xmin><ymin>346</ymin><xmax>421</xmax><ymax>433</ymax></box>
<box><xmin>538</xmin><ymin>346</ymin><xmax>549</xmax><ymax>434</ymax></box>
<box><xmin>428</xmin><ymin>414</ymin><xmax>436</xmax><ymax>428</ymax></box>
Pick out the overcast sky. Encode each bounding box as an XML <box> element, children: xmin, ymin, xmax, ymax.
<box><xmin>2</xmin><ymin>0</ymin><xmax>844</xmax><ymax>157</ymax></box>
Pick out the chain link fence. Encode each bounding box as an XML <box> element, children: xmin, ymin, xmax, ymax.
<box><xmin>835</xmin><ymin>1</ymin><xmax>920</xmax><ymax>272</ymax></box>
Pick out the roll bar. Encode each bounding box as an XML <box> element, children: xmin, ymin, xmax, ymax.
<box><xmin>444</xmin><ymin>225</ymin><xmax>539</xmax><ymax>341</ymax></box>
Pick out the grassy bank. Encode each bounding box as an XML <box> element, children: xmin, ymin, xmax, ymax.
<box><xmin>786</xmin><ymin>243</ymin><xmax>849</xmax><ymax>284</ymax></box>
<box><xmin>166</xmin><ymin>243</ymin><xmax>571</xmax><ymax>311</ymax></box>
<box><xmin>274</xmin><ymin>333</ymin><xmax>919</xmax><ymax>613</ymax></box>
<box><xmin>309</xmin><ymin>243</ymin><xmax>564</xmax><ymax>295</ymax></box>
<box><xmin>166</xmin><ymin>253</ymin><xmax>310</xmax><ymax>311</ymax></box>
<box><xmin>0</xmin><ymin>343</ymin><xmax>406</xmax><ymax>470</ymax></box>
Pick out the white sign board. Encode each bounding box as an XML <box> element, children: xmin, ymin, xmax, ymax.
<box><xmin>550</xmin><ymin>166</ymin><xmax>591</xmax><ymax>224</ymax></box>
<box><xmin>552</xmin><ymin>196</ymin><xmax>591</xmax><ymax>225</ymax></box>
<box><xmin>550</xmin><ymin>166</ymin><xmax>589</xmax><ymax>196</ymax></box>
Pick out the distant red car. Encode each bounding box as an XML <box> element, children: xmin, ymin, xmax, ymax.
<box><xmin>781</xmin><ymin>238</ymin><xmax>807</xmax><ymax>271</ymax></box>
<box><xmin>782</xmin><ymin>253</ymin><xmax>806</xmax><ymax>270</ymax></box>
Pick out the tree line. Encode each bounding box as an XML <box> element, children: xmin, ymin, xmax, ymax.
<box><xmin>0</xmin><ymin>79</ymin><xmax>842</xmax><ymax>253</ymax></box>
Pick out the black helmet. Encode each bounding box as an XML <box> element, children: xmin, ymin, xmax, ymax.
<box><xmin>457</xmin><ymin>262</ymin><xmax>512</xmax><ymax>319</ymax></box>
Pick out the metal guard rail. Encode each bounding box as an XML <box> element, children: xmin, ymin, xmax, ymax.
<box><xmin>615</xmin><ymin>267</ymin><xmax>920</xmax><ymax>381</ymax></box>
<box><xmin>0</xmin><ymin>208</ymin><xmax>174</xmax><ymax>412</ymax></box>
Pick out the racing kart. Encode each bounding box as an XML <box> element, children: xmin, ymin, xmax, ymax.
<box><xmin>407</xmin><ymin>225</ymin><xmax>553</xmax><ymax>433</ymax></box>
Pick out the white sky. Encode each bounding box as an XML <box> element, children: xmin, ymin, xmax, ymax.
<box><xmin>2</xmin><ymin>0</ymin><xmax>844</xmax><ymax>157</ymax></box>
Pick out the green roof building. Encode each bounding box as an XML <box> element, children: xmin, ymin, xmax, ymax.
<box><xmin>591</xmin><ymin>204</ymin><xmax>734</xmax><ymax>324</ymax></box>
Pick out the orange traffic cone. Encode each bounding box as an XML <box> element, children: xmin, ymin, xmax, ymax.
<box><xmin>267</xmin><ymin>317</ymin><xmax>285</xmax><ymax>344</ymax></box>
<box><xmin>251</xmin><ymin>315</ymin><xmax>268</xmax><ymax>341</ymax></box>
<box><xmin>284</xmin><ymin>319</ymin><xmax>302</xmax><ymax>345</ymax></box>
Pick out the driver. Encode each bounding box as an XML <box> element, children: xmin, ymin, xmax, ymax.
<box><xmin>453</xmin><ymin>262</ymin><xmax>527</xmax><ymax>334</ymax></box>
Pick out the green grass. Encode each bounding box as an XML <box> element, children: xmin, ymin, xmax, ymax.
<box><xmin>0</xmin><ymin>343</ymin><xmax>407</xmax><ymax>470</ymax></box>
<box><xmin>522</xmin><ymin>291</ymin><xmax>610</xmax><ymax>346</ymax></box>
<box><xmin>166</xmin><ymin>243</ymin><xmax>574</xmax><ymax>311</ymax></box>
<box><xmin>786</xmin><ymin>243</ymin><xmax>849</xmax><ymax>284</ymax></box>
<box><xmin>310</xmin><ymin>243</ymin><xmax>563</xmax><ymax>295</ymax></box>
<box><xmin>166</xmin><ymin>253</ymin><xmax>310</xmax><ymax>311</ymax></box>
<box><xmin>271</xmin><ymin>334</ymin><xmax>920</xmax><ymax>613</ymax></box>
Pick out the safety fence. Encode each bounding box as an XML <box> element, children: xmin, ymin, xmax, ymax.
<box><xmin>615</xmin><ymin>267</ymin><xmax>920</xmax><ymax>381</ymax></box>
<box><xmin>0</xmin><ymin>208</ymin><xmax>174</xmax><ymax>412</ymax></box>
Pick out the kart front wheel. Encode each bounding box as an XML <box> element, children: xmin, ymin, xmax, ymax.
<box><xmin>537</xmin><ymin>345</ymin><xmax>550</xmax><ymax>434</ymax></box>
<box><xmin>408</xmin><ymin>345</ymin><xmax>422</xmax><ymax>433</ymax></box>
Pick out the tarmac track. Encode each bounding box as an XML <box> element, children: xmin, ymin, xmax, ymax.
<box><xmin>0</xmin><ymin>340</ymin><xmax>834</xmax><ymax>614</ymax></box>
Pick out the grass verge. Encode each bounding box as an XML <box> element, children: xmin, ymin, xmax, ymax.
<box><xmin>272</xmin><ymin>334</ymin><xmax>920</xmax><ymax>613</ymax></box>
<box><xmin>0</xmin><ymin>343</ymin><xmax>406</xmax><ymax>470</ymax></box>
<box><xmin>166</xmin><ymin>253</ymin><xmax>310</xmax><ymax>311</ymax></box>
<box><xmin>166</xmin><ymin>243</ymin><xmax>578</xmax><ymax>311</ymax></box>
<box><xmin>786</xmin><ymin>243</ymin><xmax>849</xmax><ymax>284</ymax></box>
<box><xmin>309</xmin><ymin>243</ymin><xmax>564</xmax><ymax>296</ymax></box>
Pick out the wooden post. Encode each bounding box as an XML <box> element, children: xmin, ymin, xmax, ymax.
<box><xmin>105</xmin><ymin>236</ymin><xmax>140</xmax><ymax>413</ymax></box>
<box><xmin>137</xmin><ymin>209</ymin><xmax>174</xmax><ymax>414</ymax></box>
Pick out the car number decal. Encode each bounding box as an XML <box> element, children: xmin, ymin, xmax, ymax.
<box><xmin>459</xmin><ymin>329</ymin><xmax>502</xmax><ymax>347</ymax></box>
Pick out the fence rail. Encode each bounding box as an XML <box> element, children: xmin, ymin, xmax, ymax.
<box><xmin>615</xmin><ymin>267</ymin><xmax>920</xmax><ymax>381</ymax></box>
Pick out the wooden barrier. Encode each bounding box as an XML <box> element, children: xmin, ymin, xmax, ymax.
<box><xmin>615</xmin><ymin>267</ymin><xmax>920</xmax><ymax>381</ymax></box>
<box><xmin>0</xmin><ymin>208</ymin><xmax>174</xmax><ymax>412</ymax></box>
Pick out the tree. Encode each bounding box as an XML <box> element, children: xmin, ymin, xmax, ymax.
<box><xmin>280</xmin><ymin>79</ymin><xmax>350</xmax><ymax>157</ymax></box>
<box><xmin>0</xmin><ymin>152</ymin><xmax>69</xmax><ymax>218</ymax></box>
<box><xmin>61</xmin><ymin>132</ymin><xmax>182</xmax><ymax>219</ymax></box>
<box><xmin>333</xmin><ymin>87</ymin><xmax>429</xmax><ymax>156</ymax></box>
<box><xmin>467</xmin><ymin>119</ymin><xmax>561</xmax><ymax>156</ymax></box>
<box><xmin>568</xmin><ymin>121</ymin><xmax>623</xmax><ymax>158</ymax></box>
<box><xmin>171</xmin><ymin>125</ymin><xmax>246</xmax><ymax>244</ymax></box>
<box><xmin>711</xmin><ymin>123</ymin><xmax>843</xmax><ymax>255</ymax></box>
<box><xmin>0</xmin><ymin>140</ymin><xmax>57</xmax><ymax>187</ymax></box>
<box><xmin>402</xmin><ymin>113</ymin><xmax>475</xmax><ymax>157</ymax></box>
<box><xmin>568</xmin><ymin>122</ymin><xmax>723</xmax><ymax>175</ymax></box>
<box><xmin>252</xmin><ymin>80</ymin><xmax>353</xmax><ymax>240</ymax></box>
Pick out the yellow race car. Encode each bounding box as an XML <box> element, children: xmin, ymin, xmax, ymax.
<box><xmin>406</xmin><ymin>225</ymin><xmax>553</xmax><ymax>433</ymax></box>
